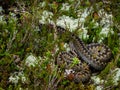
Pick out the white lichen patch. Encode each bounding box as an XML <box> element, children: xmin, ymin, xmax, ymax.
<box><xmin>0</xmin><ymin>6</ymin><xmax>3</xmax><ymax>14</ymax></box>
<box><xmin>25</xmin><ymin>54</ymin><xmax>38</xmax><ymax>67</ymax></box>
<box><xmin>91</xmin><ymin>76</ymin><xmax>104</xmax><ymax>85</ymax></box>
<box><xmin>0</xmin><ymin>15</ymin><xmax>6</xmax><ymax>24</ymax></box>
<box><xmin>39</xmin><ymin>10</ymin><xmax>54</xmax><ymax>24</ymax></box>
<box><xmin>9</xmin><ymin>71</ymin><xmax>27</xmax><ymax>84</ymax></box>
<box><xmin>9</xmin><ymin>74</ymin><xmax>20</xmax><ymax>84</ymax></box>
<box><xmin>91</xmin><ymin>76</ymin><xmax>105</xmax><ymax>90</ymax></box>
<box><xmin>64</xmin><ymin>69</ymin><xmax>75</xmax><ymax>76</ymax></box>
<box><xmin>64</xmin><ymin>43</ymin><xmax>70</xmax><ymax>52</ymax></box>
<box><xmin>77</xmin><ymin>7</ymin><xmax>93</xmax><ymax>22</ymax></box>
<box><xmin>56</xmin><ymin>7</ymin><xmax>92</xmax><ymax>31</ymax></box>
<box><xmin>56</xmin><ymin>15</ymin><xmax>79</xmax><ymax>31</ymax></box>
<box><xmin>98</xmin><ymin>9</ymin><xmax>114</xmax><ymax>36</ymax></box>
<box><xmin>56</xmin><ymin>15</ymin><xmax>88</xmax><ymax>39</ymax></box>
<box><xmin>61</xmin><ymin>3</ymin><xmax>71</xmax><ymax>11</ymax></box>
<box><xmin>95</xmin><ymin>86</ymin><xmax>103</xmax><ymax>90</ymax></box>
<box><xmin>91</xmin><ymin>68</ymin><xmax>120</xmax><ymax>89</ymax></box>
<box><xmin>111</xmin><ymin>68</ymin><xmax>120</xmax><ymax>86</ymax></box>
<box><xmin>38</xmin><ymin>1</ymin><xmax>46</xmax><ymax>8</ymax></box>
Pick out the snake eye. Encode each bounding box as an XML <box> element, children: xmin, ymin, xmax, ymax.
<box><xmin>98</xmin><ymin>50</ymin><xmax>100</xmax><ymax>52</ymax></box>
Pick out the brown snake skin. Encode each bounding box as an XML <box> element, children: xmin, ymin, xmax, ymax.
<box><xmin>39</xmin><ymin>24</ymin><xmax>112</xmax><ymax>83</ymax></box>
<box><xmin>56</xmin><ymin>25</ymin><xmax>112</xmax><ymax>83</ymax></box>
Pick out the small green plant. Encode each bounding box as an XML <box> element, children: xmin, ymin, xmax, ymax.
<box><xmin>70</xmin><ymin>57</ymin><xmax>80</xmax><ymax>68</ymax></box>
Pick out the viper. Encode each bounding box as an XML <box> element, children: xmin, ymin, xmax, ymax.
<box><xmin>39</xmin><ymin>23</ymin><xmax>112</xmax><ymax>83</ymax></box>
<box><xmin>56</xmin><ymin>25</ymin><xmax>112</xmax><ymax>83</ymax></box>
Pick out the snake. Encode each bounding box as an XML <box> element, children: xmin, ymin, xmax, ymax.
<box><xmin>39</xmin><ymin>23</ymin><xmax>112</xmax><ymax>83</ymax></box>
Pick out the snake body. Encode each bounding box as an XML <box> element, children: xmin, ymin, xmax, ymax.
<box><xmin>56</xmin><ymin>25</ymin><xmax>112</xmax><ymax>83</ymax></box>
<box><xmin>69</xmin><ymin>34</ymin><xmax>112</xmax><ymax>70</ymax></box>
<box><xmin>39</xmin><ymin>23</ymin><xmax>112</xmax><ymax>83</ymax></box>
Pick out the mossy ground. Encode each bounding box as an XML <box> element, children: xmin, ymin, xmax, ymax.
<box><xmin>0</xmin><ymin>0</ymin><xmax>120</xmax><ymax>89</ymax></box>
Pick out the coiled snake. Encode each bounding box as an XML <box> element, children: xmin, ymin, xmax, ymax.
<box><xmin>39</xmin><ymin>24</ymin><xmax>112</xmax><ymax>83</ymax></box>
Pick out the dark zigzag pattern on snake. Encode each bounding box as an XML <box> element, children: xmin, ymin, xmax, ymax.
<box><xmin>39</xmin><ymin>23</ymin><xmax>112</xmax><ymax>83</ymax></box>
<box><xmin>56</xmin><ymin>25</ymin><xmax>112</xmax><ymax>83</ymax></box>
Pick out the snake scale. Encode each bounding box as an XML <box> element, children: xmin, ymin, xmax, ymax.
<box><xmin>39</xmin><ymin>23</ymin><xmax>112</xmax><ymax>83</ymax></box>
